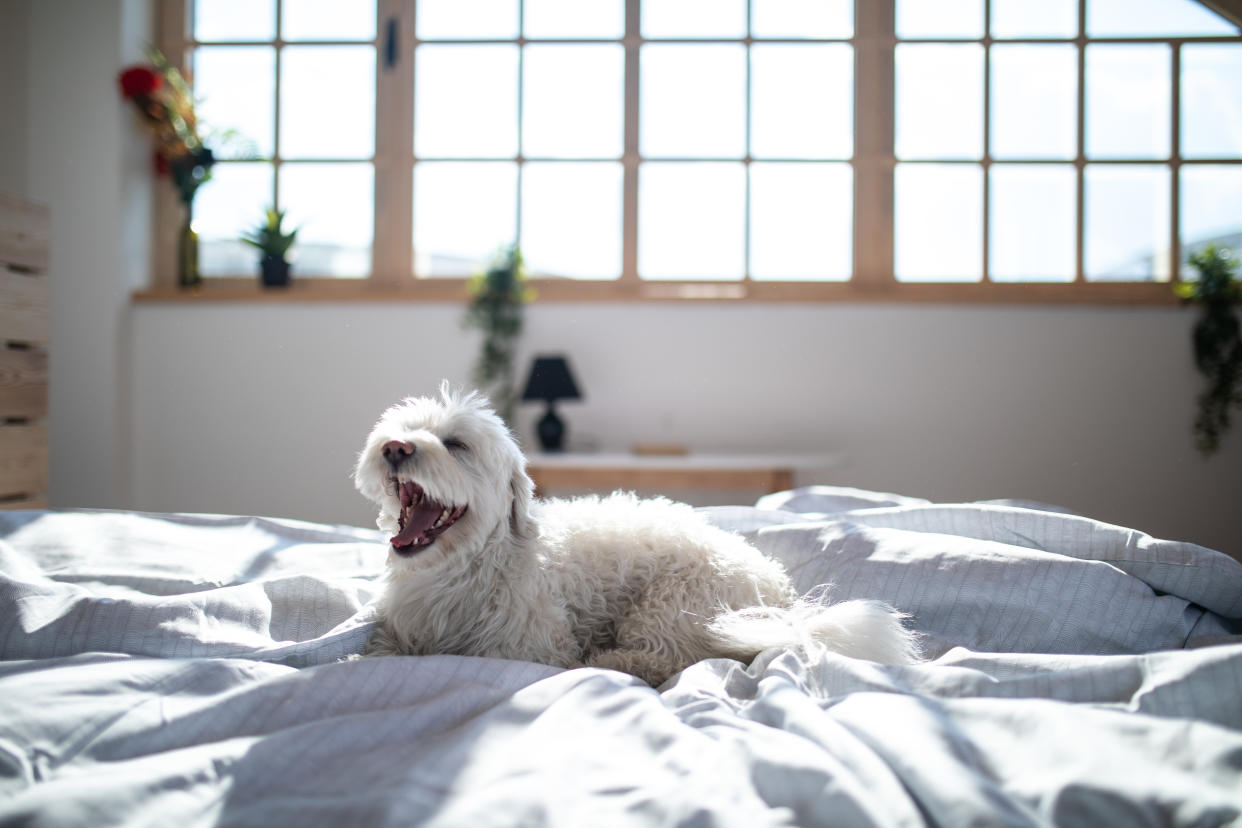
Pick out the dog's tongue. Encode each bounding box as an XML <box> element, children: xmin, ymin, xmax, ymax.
<box><xmin>392</xmin><ymin>494</ymin><xmax>445</xmax><ymax>548</ymax></box>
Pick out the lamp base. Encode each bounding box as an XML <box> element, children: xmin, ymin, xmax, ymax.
<box><xmin>536</xmin><ymin>405</ymin><xmax>566</xmax><ymax>452</ymax></box>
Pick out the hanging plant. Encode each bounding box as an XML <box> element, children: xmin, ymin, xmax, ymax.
<box><xmin>463</xmin><ymin>245</ymin><xmax>532</xmax><ymax>423</ymax></box>
<box><xmin>1175</xmin><ymin>245</ymin><xmax>1241</xmax><ymax>455</ymax></box>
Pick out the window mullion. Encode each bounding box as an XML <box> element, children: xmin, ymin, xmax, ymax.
<box><xmin>154</xmin><ymin>0</ymin><xmax>191</xmax><ymax>291</ymax></box>
<box><xmin>853</xmin><ymin>0</ymin><xmax>896</xmax><ymax>287</ymax></box>
<box><xmin>743</xmin><ymin>4</ymin><xmax>753</xmax><ymax>284</ymax></box>
<box><xmin>1170</xmin><ymin>41</ymin><xmax>1183</xmax><ymax>283</ymax></box>
<box><xmin>981</xmin><ymin>0</ymin><xmax>992</xmax><ymax>284</ymax></box>
<box><xmin>373</xmin><ymin>0</ymin><xmax>414</xmax><ymax>284</ymax></box>
<box><xmin>1074</xmin><ymin>2</ymin><xmax>1086</xmax><ymax>284</ymax></box>
<box><xmin>273</xmin><ymin>3</ymin><xmax>283</xmax><ymax>218</ymax></box>
<box><xmin>621</xmin><ymin>0</ymin><xmax>640</xmax><ymax>285</ymax></box>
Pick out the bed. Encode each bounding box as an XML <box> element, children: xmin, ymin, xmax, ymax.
<box><xmin>2</xmin><ymin>487</ymin><xmax>1240</xmax><ymax>826</ymax></box>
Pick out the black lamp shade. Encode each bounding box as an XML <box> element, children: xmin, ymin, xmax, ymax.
<box><xmin>521</xmin><ymin>356</ymin><xmax>582</xmax><ymax>403</ymax></box>
<box><xmin>521</xmin><ymin>356</ymin><xmax>582</xmax><ymax>452</ymax></box>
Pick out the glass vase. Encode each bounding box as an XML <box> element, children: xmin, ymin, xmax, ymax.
<box><xmin>178</xmin><ymin>202</ymin><xmax>201</xmax><ymax>289</ymax></box>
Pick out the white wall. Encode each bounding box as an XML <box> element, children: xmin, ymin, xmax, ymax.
<box><xmin>0</xmin><ymin>0</ymin><xmax>30</xmax><ymax>196</ymax></box>
<box><xmin>130</xmin><ymin>302</ymin><xmax>1242</xmax><ymax>557</ymax></box>
<box><xmin>7</xmin><ymin>1</ymin><xmax>1241</xmax><ymax>560</ymax></box>
<box><xmin>12</xmin><ymin>0</ymin><xmax>152</xmax><ymax>510</ymax></box>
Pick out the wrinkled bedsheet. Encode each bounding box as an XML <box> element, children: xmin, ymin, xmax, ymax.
<box><xmin>2</xmin><ymin>489</ymin><xmax>1240</xmax><ymax>826</ymax></box>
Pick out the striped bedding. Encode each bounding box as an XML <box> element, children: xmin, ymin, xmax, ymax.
<box><xmin>1</xmin><ymin>489</ymin><xmax>1239</xmax><ymax>826</ymax></box>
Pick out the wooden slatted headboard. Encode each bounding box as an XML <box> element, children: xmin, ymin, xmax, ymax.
<box><xmin>0</xmin><ymin>192</ymin><xmax>50</xmax><ymax>508</ymax></box>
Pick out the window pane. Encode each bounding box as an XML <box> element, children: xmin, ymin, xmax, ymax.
<box><xmin>896</xmin><ymin>45</ymin><xmax>983</xmax><ymax>160</ymax></box>
<box><xmin>282</xmin><ymin>0</ymin><xmax>376</xmax><ymax>41</ymax></box>
<box><xmin>197</xmin><ymin>163</ymin><xmax>275</xmax><ymax>276</ymax></box>
<box><xmin>413</xmin><ymin>162</ymin><xmax>517</xmax><ymax>276</ymax></box>
<box><xmin>194</xmin><ymin>0</ymin><xmax>275</xmax><ymax>42</ymax></box>
<box><xmin>1084</xmin><ymin>165</ymin><xmax>1170</xmax><ymax>281</ymax></box>
<box><xmin>1086</xmin><ymin>45</ymin><xmax>1170</xmax><ymax>160</ymax></box>
<box><xmin>641</xmin><ymin>45</ymin><xmax>747</xmax><ymax>159</ymax></box>
<box><xmin>750</xmin><ymin>163</ymin><xmax>852</xmax><ymax>281</ymax></box>
<box><xmin>990</xmin><ymin>45</ymin><xmax>1077</xmax><ymax>160</ymax></box>
<box><xmin>416</xmin><ymin>46</ymin><xmax>518</xmax><ymax>158</ymax></box>
<box><xmin>895</xmin><ymin>164</ymin><xmax>982</xmax><ymax>281</ymax></box>
<box><xmin>417</xmin><ymin>0</ymin><xmax>518</xmax><ymax>39</ymax></box>
<box><xmin>991</xmin><ymin>0</ymin><xmax>1078</xmax><ymax>39</ymax></box>
<box><xmin>1088</xmin><ymin>0</ymin><xmax>1238</xmax><ymax>37</ymax></box>
<box><xmin>751</xmin><ymin>0</ymin><xmax>853</xmax><ymax>39</ymax></box>
<box><xmin>194</xmin><ymin>47</ymin><xmax>275</xmax><ymax>160</ymax></box>
<box><xmin>1181</xmin><ymin>165</ymin><xmax>1242</xmax><ymax>271</ymax></box>
<box><xmin>523</xmin><ymin>46</ymin><xmax>623</xmax><ymax>159</ymax></box>
<box><xmin>1182</xmin><ymin>45</ymin><xmax>1242</xmax><ymax>159</ymax></box>
<box><xmin>642</xmin><ymin>0</ymin><xmax>746</xmax><ymax>38</ymax></box>
<box><xmin>989</xmin><ymin>165</ymin><xmax>1076</xmax><ymax>282</ymax></box>
<box><xmin>750</xmin><ymin>45</ymin><xmax>852</xmax><ymax>160</ymax></box>
<box><xmin>280</xmin><ymin>163</ymin><xmax>374</xmax><ymax>277</ymax></box>
<box><xmin>524</xmin><ymin>0</ymin><xmax>623</xmax><ymax>38</ymax></box>
<box><xmin>280</xmin><ymin>46</ymin><xmax>375</xmax><ymax>159</ymax></box>
<box><xmin>639</xmin><ymin>163</ymin><xmax>745</xmax><ymax>280</ymax></box>
<box><xmin>521</xmin><ymin>163</ymin><xmax>622</xmax><ymax>279</ymax></box>
<box><xmin>896</xmin><ymin>0</ymin><xmax>983</xmax><ymax>39</ymax></box>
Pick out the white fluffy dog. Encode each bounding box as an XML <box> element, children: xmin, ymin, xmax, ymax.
<box><xmin>355</xmin><ymin>385</ymin><xmax>919</xmax><ymax>686</ymax></box>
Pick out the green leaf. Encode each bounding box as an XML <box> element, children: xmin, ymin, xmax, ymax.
<box><xmin>1182</xmin><ymin>244</ymin><xmax>1242</xmax><ymax>454</ymax></box>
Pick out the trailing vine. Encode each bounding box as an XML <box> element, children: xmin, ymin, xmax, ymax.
<box><xmin>1176</xmin><ymin>245</ymin><xmax>1241</xmax><ymax>455</ymax></box>
<box><xmin>463</xmin><ymin>245</ymin><xmax>532</xmax><ymax>423</ymax></box>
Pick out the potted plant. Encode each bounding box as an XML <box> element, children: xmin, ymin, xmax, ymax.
<box><xmin>463</xmin><ymin>245</ymin><xmax>531</xmax><ymax>423</ymax></box>
<box><xmin>241</xmin><ymin>208</ymin><xmax>299</xmax><ymax>287</ymax></box>
<box><xmin>1176</xmin><ymin>245</ymin><xmax>1241</xmax><ymax>455</ymax></box>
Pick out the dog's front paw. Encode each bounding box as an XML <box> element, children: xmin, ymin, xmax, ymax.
<box><xmin>363</xmin><ymin>624</ymin><xmax>405</xmax><ymax>657</ymax></box>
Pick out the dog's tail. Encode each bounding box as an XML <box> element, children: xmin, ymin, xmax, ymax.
<box><xmin>705</xmin><ymin>597</ymin><xmax>921</xmax><ymax>666</ymax></box>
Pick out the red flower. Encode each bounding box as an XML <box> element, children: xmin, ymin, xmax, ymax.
<box><xmin>118</xmin><ymin>48</ymin><xmax>218</xmax><ymax>204</ymax></box>
<box><xmin>118</xmin><ymin>66</ymin><xmax>161</xmax><ymax>99</ymax></box>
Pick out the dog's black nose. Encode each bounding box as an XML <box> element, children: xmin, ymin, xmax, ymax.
<box><xmin>382</xmin><ymin>440</ymin><xmax>415</xmax><ymax>468</ymax></box>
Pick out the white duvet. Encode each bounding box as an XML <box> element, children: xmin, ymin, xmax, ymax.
<box><xmin>1</xmin><ymin>489</ymin><xmax>1240</xmax><ymax>826</ymax></box>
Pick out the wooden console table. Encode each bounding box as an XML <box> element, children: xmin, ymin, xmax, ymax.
<box><xmin>525</xmin><ymin>452</ymin><xmax>843</xmax><ymax>496</ymax></box>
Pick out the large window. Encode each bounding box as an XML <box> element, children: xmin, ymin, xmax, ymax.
<box><xmin>150</xmin><ymin>0</ymin><xmax>1242</xmax><ymax>301</ymax></box>
<box><xmin>187</xmin><ymin>0</ymin><xmax>377</xmax><ymax>279</ymax></box>
<box><xmin>893</xmin><ymin>0</ymin><xmax>1242</xmax><ymax>285</ymax></box>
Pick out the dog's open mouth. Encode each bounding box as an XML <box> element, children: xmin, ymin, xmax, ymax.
<box><xmin>390</xmin><ymin>480</ymin><xmax>467</xmax><ymax>553</ymax></box>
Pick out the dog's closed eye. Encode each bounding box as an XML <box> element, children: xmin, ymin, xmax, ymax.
<box><xmin>443</xmin><ymin>437</ymin><xmax>469</xmax><ymax>453</ymax></box>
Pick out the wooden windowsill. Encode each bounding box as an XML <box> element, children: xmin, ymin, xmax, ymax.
<box><xmin>131</xmin><ymin>277</ymin><xmax>1187</xmax><ymax>306</ymax></box>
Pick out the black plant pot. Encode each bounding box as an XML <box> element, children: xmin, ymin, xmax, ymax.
<box><xmin>260</xmin><ymin>255</ymin><xmax>291</xmax><ymax>288</ymax></box>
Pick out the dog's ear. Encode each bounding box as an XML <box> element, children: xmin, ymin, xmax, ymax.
<box><xmin>508</xmin><ymin>461</ymin><xmax>536</xmax><ymax>544</ymax></box>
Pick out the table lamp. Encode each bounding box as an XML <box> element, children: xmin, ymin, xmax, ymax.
<box><xmin>521</xmin><ymin>356</ymin><xmax>582</xmax><ymax>452</ymax></box>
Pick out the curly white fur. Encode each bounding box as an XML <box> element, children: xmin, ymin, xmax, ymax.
<box><xmin>355</xmin><ymin>383</ymin><xmax>919</xmax><ymax>685</ymax></box>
